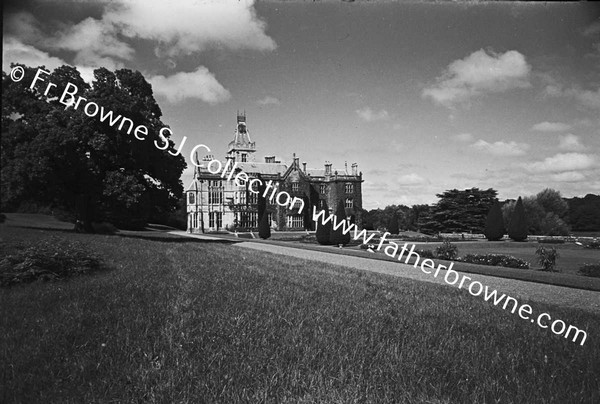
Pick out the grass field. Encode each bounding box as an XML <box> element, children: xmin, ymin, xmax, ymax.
<box><xmin>1</xmin><ymin>220</ymin><xmax>600</xmax><ymax>403</ymax></box>
<box><xmin>410</xmin><ymin>241</ymin><xmax>600</xmax><ymax>275</ymax></box>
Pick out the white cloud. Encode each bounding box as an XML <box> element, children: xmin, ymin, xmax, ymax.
<box><xmin>423</xmin><ymin>49</ymin><xmax>531</xmax><ymax>108</ymax></box>
<box><xmin>558</xmin><ymin>134</ymin><xmax>585</xmax><ymax>151</ymax></box>
<box><xmin>2</xmin><ymin>37</ymin><xmax>67</xmax><ymax>73</ymax></box>
<box><xmin>550</xmin><ymin>171</ymin><xmax>586</xmax><ymax>182</ymax></box>
<box><xmin>544</xmin><ymin>81</ymin><xmax>600</xmax><ymax>111</ymax></box>
<box><xmin>525</xmin><ymin>153</ymin><xmax>597</xmax><ymax>173</ymax></box>
<box><xmin>531</xmin><ymin>121</ymin><xmax>571</xmax><ymax>132</ymax></box>
<box><xmin>395</xmin><ymin>173</ymin><xmax>426</xmax><ymax>186</ymax></box>
<box><xmin>5</xmin><ymin>0</ymin><xmax>275</xmax><ymax>73</ymax></box>
<box><xmin>470</xmin><ymin>139</ymin><xmax>530</xmax><ymax>156</ymax></box>
<box><xmin>257</xmin><ymin>96</ymin><xmax>280</xmax><ymax>105</ymax></box>
<box><xmin>452</xmin><ymin>133</ymin><xmax>474</xmax><ymax>142</ymax></box>
<box><xmin>356</xmin><ymin>107</ymin><xmax>389</xmax><ymax>122</ymax></box>
<box><xmin>149</xmin><ymin>66</ymin><xmax>231</xmax><ymax>104</ymax></box>
<box><xmin>104</xmin><ymin>0</ymin><xmax>276</xmax><ymax>57</ymax></box>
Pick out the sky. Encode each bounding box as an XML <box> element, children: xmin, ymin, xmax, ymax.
<box><xmin>3</xmin><ymin>0</ymin><xmax>600</xmax><ymax>209</ymax></box>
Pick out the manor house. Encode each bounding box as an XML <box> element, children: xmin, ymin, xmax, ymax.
<box><xmin>186</xmin><ymin>112</ymin><xmax>363</xmax><ymax>233</ymax></box>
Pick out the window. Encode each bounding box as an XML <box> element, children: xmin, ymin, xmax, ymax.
<box><xmin>291</xmin><ymin>182</ymin><xmax>299</xmax><ymax>193</ymax></box>
<box><xmin>287</xmin><ymin>215</ymin><xmax>303</xmax><ymax>229</ymax></box>
<box><xmin>345</xmin><ymin>183</ymin><xmax>354</xmax><ymax>194</ymax></box>
<box><xmin>345</xmin><ymin>198</ymin><xmax>353</xmax><ymax>209</ymax></box>
<box><xmin>248</xmin><ymin>191</ymin><xmax>258</xmax><ymax>205</ymax></box>
<box><xmin>188</xmin><ymin>192</ymin><xmax>195</xmax><ymax>205</ymax></box>
<box><xmin>320</xmin><ymin>184</ymin><xmax>327</xmax><ymax>194</ymax></box>
<box><xmin>241</xmin><ymin>153</ymin><xmax>247</xmax><ymax>162</ymax></box>
<box><xmin>238</xmin><ymin>188</ymin><xmax>246</xmax><ymax>204</ymax></box>
<box><xmin>209</xmin><ymin>212</ymin><xmax>222</xmax><ymax>229</ymax></box>
<box><xmin>208</xmin><ymin>181</ymin><xmax>223</xmax><ymax>204</ymax></box>
<box><xmin>240</xmin><ymin>212</ymin><xmax>258</xmax><ymax>228</ymax></box>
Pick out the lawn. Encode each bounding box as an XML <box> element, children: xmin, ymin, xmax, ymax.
<box><xmin>410</xmin><ymin>241</ymin><xmax>600</xmax><ymax>275</ymax></box>
<box><xmin>1</xmin><ymin>221</ymin><xmax>599</xmax><ymax>403</ymax></box>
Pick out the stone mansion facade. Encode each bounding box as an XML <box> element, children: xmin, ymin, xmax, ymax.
<box><xmin>186</xmin><ymin>113</ymin><xmax>363</xmax><ymax>233</ymax></box>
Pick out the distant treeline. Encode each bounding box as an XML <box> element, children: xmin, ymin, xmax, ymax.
<box><xmin>361</xmin><ymin>189</ymin><xmax>600</xmax><ymax>235</ymax></box>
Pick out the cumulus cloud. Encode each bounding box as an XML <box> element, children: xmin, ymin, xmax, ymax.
<box><xmin>531</xmin><ymin>121</ymin><xmax>571</xmax><ymax>132</ymax></box>
<box><xmin>452</xmin><ymin>133</ymin><xmax>474</xmax><ymax>142</ymax></box>
<box><xmin>525</xmin><ymin>153</ymin><xmax>597</xmax><ymax>173</ymax></box>
<box><xmin>550</xmin><ymin>171</ymin><xmax>586</xmax><ymax>182</ymax></box>
<box><xmin>104</xmin><ymin>0</ymin><xmax>276</xmax><ymax>57</ymax></box>
<box><xmin>423</xmin><ymin>49</ymin><xmax>531</xmax><ymax>108</ymax></box>
<box><xmin>356</xmin><ymin>107</ymin><xmax>389</xmax><ymax>122</ymax></box>
<box><xmin>558</xmin><ymin>134</ymin><xmax>585</xmax><ymax>151</ymax></box>
<box><xmin>149</xmin><ymin>66</ymin><xmax>231</xmax><ymax>104</ymax></box>
<box><xmin>257</xmin><ymin>96</ymin><xmax>280</xmax><ymax>105</ymax></box>
<box><xmin>395</xmin><ymin>173</ymin><xmax>427</xmax><ymax>186</ymax></box>
<box><xmin>544</xmin><ymin>81</ymin><xmax>600</xmax><ymax>111</ymax></box>
<box><xmin>470</xmin><ymin>139</ymin><xmax>530</xmax><ymax>156</ymax></box>
<box><xmin>2</xmin><ymin>37</ymin><xmax>67</xmax><ymax>72</ymax></box>
<box><xmin>4</xmin><ymin>0</ymin><xmax>275</xmax><ymax>76</ymax></box>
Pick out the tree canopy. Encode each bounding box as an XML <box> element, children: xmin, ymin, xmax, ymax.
<box><xmin>1</xmin><ymin>64</ymin><xmax>186</xmax><ymax>229</ymax></box>
<box><xmin>420</xmin><ymin>188</ymin><xmax>498</xmax><ymax>234</ymax></box>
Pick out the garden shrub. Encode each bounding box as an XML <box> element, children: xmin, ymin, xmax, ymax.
<box><xmin>535</xmin><ymin>246</ymin><xmax>560</xmax><ymax>272</ymax></box>
<box><xmin>417</xmin><ymin>249</ymin><xmax>436</xmax><ymax>259</ymax></box>
<box><xmin>0</xmin><ymin>237</ymin><xmax>104</xmax><ymax>287</ymax></box>
<box><xmin>583</xmin><ymin>240</ymin><xmax>600</xmax><ymax>249</ymax></box>
<box><xmin>435</xmin><ymin>240</ymin><xmax>458</xmax><ymax>260</ymax></box>
<box><xmin>578</xmin><ymin>263</ymin><xmax>600</xmax><ymax>278</ymax></box>
<box><xmin>460</xmin><ymin>254</ymin><xmax>530</xmax><ymax>269</ymax></box>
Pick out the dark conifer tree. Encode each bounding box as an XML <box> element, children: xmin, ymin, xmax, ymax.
<box><xmin>330</xmin><ymin>199</ymin><xmax>351</xmax><ymax>246</ymax></box>
<box><xmin>387</xmin><ymin>214</ymin><xmax>400</xmax><ymax>235</ymax></box>
<box><xmin>258</xmin><ymin>208</ymin><xmax>271</xmax><ymax>239</ymax></box>
<box><xmin>315</xmin><ymin>200</ymin><xmax>332</xmax><ymax>245</ymax></box>
<box><xmin>508</xmin><ymin>196</ymin><xmax>528</xmax><ymax>241</ymax></box>
<box><xmin>484</xmin><ymin>200</ymin><xmax>506</xmax><ymax>241</ymax></box>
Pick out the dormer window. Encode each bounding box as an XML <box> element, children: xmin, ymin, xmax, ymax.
<box><xmin>292</xmin><ymin>182</ymin><xmax>299</xmax><ymax>192</ymax></box>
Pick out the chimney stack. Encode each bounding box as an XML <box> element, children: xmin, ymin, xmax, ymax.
<box><xmin>302</xmin><ymin>162</ymin><xmax>307</xmax><ymax>173</ymax></box>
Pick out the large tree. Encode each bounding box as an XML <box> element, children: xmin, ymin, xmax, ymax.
<box><xmin>1</xmin><ymin>64</ymin><xmax>186</xmax><ymax>230</ymax></box>
<box><xmin>425</xmin><ymin>188</ymin><xmax>498</xmax><ymax>233</ymax></box>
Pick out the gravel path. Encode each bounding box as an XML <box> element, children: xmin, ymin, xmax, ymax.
<box><xmin>235</xmin><ymin>242</ymin><xmax>600</xmax><ymax>315</ymax></box>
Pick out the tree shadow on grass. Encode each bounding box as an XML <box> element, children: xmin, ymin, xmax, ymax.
<box><xmin>116</xmin><ymin>233</ymin><xmax>240</xmax><ymax>244</ymax></box>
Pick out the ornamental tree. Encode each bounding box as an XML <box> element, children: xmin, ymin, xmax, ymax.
<box><xmin>484</xmin><ymin>200</ymin><xmax>505</xmax><ymax>241</ymax></box>
<box><xmin>330</xmin><ymin>199</ymin><xmax>351</xmax><ymax>246</ymax></box>
<box><xmin>387</xmin><ymin>214</ymin><xmax>400</xmax><ymax>235</ymax></box>
<box><xmin>258</xmin><ymin>209</ymin><xmax>271</xmax><ymax>239</ymax></box>
<box><xmin>315</xmin><ymin>200</ymin><xmax>332</xmax><ymax>245</ymax></box>
<box><xmin>508</xmin><ymin>196</ymin><xmax>528</xmax><ymax>241</ymax></box>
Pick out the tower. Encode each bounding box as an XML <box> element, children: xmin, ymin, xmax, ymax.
<box><xmin>227</xmin><ymin>111</ymin><xmax>256</xmax><ymax>162</ymax></box>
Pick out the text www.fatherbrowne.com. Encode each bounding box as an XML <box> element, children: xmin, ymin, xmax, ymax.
<box><xmin>312</xmin><ymin>206</ymin><xmax>589</xmax><ymax>346</ymax></box>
